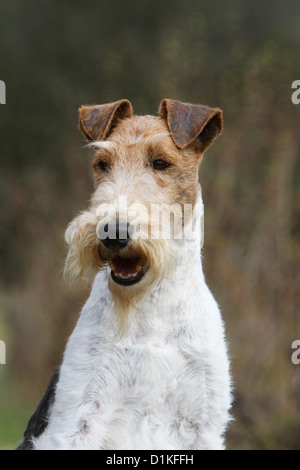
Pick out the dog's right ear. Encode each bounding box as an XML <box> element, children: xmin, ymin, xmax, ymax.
<box><xmin>79</xmin><ymin>99</ymin><xmax>133</xmax><ymax>141</ymax></box>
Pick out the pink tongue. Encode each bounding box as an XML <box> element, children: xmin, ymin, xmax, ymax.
<box><xmin>113</xmin><ymin>257</ymin><xmax>139</xmax><ymax>276</ymax></box>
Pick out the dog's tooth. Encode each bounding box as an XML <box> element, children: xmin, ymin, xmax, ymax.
<box><xmin>135</xmin><ymin>265</ymin><xmax>142</xmax><ymax>273</ymax></box>
<box><xmin>108</xmin><ymin>261</ymin><xmax>116</xmax><ymax>270</ymax></box>
<box><xmin>114</xmin><ymin>270</ymin><xmax>140</xmax><ymax>280</ymax></box>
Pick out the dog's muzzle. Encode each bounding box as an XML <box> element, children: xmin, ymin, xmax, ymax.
<box><xmin>97</xmin><ymin>221</ymin><xmax>149</xmax><ymax>286</ymax></box>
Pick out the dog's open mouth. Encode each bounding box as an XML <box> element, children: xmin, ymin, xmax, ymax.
<box><xmin>108</xmin><ymin>257</ymin><xmax>149</xmax><ymax>286</ymax></box>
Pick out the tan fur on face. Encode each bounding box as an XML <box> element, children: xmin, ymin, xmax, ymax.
<box><xmin>90</xmin><ymin>116</ymin><xmax>202</xmax><ymax>207</ymax></box>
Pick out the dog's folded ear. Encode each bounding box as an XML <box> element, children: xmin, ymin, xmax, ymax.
<box><xmin>159</xmin><ymin>99</ymin><xmax>223</xmax><ymax>152</ymax></box>
<box><xmin>79</xmin><ymin>99</ymin><xmax>133</xmax><ymax>141</ymax></box>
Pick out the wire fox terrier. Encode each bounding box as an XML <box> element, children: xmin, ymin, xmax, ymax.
<box><xmin>18</xmin><ymin>99</ymin><xmax>232</xmax><ymax>450</ymax></box>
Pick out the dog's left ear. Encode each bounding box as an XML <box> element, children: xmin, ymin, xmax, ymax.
<box><xmin>159</xmin><ymin>99</ymin><xmax>223</xmax><ymax>152</ymax></box>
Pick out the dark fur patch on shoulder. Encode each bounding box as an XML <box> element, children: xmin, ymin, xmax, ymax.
<box><xmin>16</xmin><ymin>368</ymin><xmax>60</xmax><ymax>450</ymax></box>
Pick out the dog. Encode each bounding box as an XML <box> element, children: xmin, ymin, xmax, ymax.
<box><xmin>18</xmin><ymin>99</ymin><xmax>232</xmax><ymax>450</ymax></box>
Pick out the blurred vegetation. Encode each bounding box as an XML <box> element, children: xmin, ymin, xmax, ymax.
<box><xmin>0</xmin><ymin>0</ymin><xmax>299</xmax><ymax>450</ymax></box>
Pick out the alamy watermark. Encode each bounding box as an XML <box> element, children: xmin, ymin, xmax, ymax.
<box><xmin>94</xmin><ymin>197</ymin><xmax>204</xmax><ymax>250</ymax></box>
<box><xmin>0</xmin><ymin>80</ymin><xmax>6</xmax><ymax>104</ymax></box>
<box><xmin>0</xmin><ymin>340</ymin><xmax>6</xmax><ymax>365</ymax></box>
<box><xmin>291</xmin><ymin>340</ymin><xmax>300</xmax><ymax>365</ymax></box>
<box><xmin>291</xmin><ymin>80</ymin><xmax>300</xmax><ymax>105</ymax></box>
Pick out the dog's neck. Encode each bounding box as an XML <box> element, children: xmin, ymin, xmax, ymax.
<box><xmin>164</xmin><ymin>189</ymin><xmax>204</xmax><ymax>278</ymax></box>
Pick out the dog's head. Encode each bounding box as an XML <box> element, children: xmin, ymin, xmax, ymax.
<box><xmin>64</xmin><ymin>99</ymin><xmax>222</xmax><ymax>317</ymax></box>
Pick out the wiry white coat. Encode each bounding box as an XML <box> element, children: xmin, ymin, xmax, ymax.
<box><xmin>33</xmin><ymin>195</ymin><xmax>232</xmax><ymax>450</ymax></box>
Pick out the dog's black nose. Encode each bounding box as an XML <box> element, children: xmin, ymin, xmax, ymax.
<box><xmin>99</xmin><ymin>221</ymin><xmax>131</xmax><ymax>252</ymax></box>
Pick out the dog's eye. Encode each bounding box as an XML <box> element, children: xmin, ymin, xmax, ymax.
<box><xmin>96</xmin><ymin>160</ymin><xmax>109</xmax><ymax>172</ymax></box>
<box><xmin>152</xmin><ymin>159</ymin><xmax>171</xmax><ymax>171</ymax></box>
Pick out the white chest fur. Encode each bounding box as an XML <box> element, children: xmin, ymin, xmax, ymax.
<box><xmin>34</xmin><ymin>270</ymin><xmax>231</xmax><ymax>449</ymax></box>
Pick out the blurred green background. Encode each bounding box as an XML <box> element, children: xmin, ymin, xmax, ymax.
<box><xmin>0</xmin><ymin>0</ymin><xmax>300</xmax><ymax>450</ymax></box>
